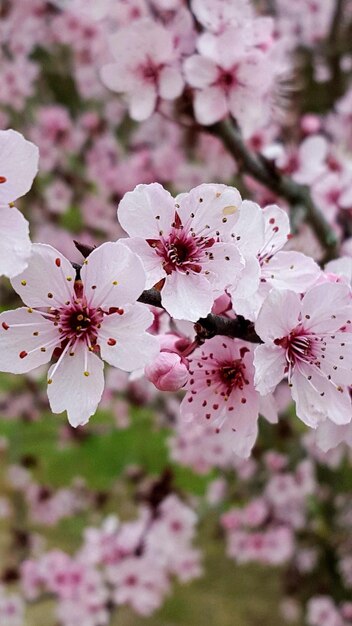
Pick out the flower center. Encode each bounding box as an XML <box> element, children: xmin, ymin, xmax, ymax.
<box><xmin>56</xmin><ymin>300</ymin><xmax>103</xmax><ymax>346</ymax></box>
<box><xmin>219</xmin><ymin>360</ymin><xmax>247</xmax><ymax>391</ymax></box>
<box><xmin>147</xmin><ymin>212</ymin><xmax>215</xmax><ymax>275</ymax></box>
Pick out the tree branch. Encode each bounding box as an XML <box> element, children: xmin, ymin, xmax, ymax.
<box><xmin>207</xmin><ymin>120</ymin><xmax>339</xmax><ymax>261</ymax></box>
<box><xmin>138</xmin><ymin>288</ymin><xmax>261</xmax><ymax>344</ymax></box>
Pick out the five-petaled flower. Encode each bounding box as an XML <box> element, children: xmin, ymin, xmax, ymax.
<box><xmin>118</xmin><ymin>182</ymin><xmax>243</xmax><ymax>321</ymax></box>
<box><xmin>100</xmin><ymin>18</ymin><xmax>184</xmax><ymax>122</ymax></box>
<box><xmin>180</xmin><ymin>336</ymin><xmax>260</xmax><ymax>458</ymax></box>
<box><xmin>0</xmin><ymin>242</ymin><xmax>159</xmax><ymax>426</ymax></box>
<box><xmin>254</xmin><ymin>284</ymin><xmax>352</xmax><ymax>428</ymax></box>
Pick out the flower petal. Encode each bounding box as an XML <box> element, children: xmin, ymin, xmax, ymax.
<box><xmin>162</xmin><ymin>271</ymin><xmax>214</xmax><ymax>321</ymax></box>
<box><xmin>47</xmin><ymin>342</ymin><xmax>105</xmax><ymax>427</ymax></box>
<box><xmin>255</xmin><ymin>289</ymin><xmax>301</xmax><ymax>342</ymax></box>
<box><xmin>0</xmin><ymin>307</ymin><xmax>58</xmax><ymax>374</ymax></box>
<box><xmin>81</xmin><ymin>242</ymin><xmax>146</xmax><ymax>309</ymax></box>
<box><xmin>0</xmin><ymin>129</ymin><xmax>39</xmax><ymax>205</ymax></box>
<box><xmin>11</xmin><ymin>244</ymin><xmax>75</xmax><ymax>308</ymax></box>
<box><xmin>0</xmin><ymin>206</ymin><xmax>31</xmax><ymax>278</ymax></box>
<box><xmin>118</xmin><ymin>183</ymin><xmax>174</xmax><ymax>239</ymax></box>
<box><xmin>99</xmin><ymin>303</ymin><xmax>159</xmax><ymax>371</ymax></box>
<box><xmin>254</xmin><ymin>344</ymin><xmax>286</xmax><ymax>395</ymax></box>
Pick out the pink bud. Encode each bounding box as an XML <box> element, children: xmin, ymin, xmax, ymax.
<box><xmin>145</xmin><ymin>352</ymin><xmax>189</xmax><ymax>392</ymax></box>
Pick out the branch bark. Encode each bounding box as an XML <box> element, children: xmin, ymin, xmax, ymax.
<box><xmin>207</xmin><ymin>120</ymin><xmax>339</xmax><ymax>261</ymax></box>
<box><xmin>138</xmin><ymin>288</ymin><xmax>261</xmax><ymax>344</ymax></box>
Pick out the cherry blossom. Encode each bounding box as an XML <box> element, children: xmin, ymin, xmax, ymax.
<box><xmin>184</xmin><ymin>18</ymin><xmax>276</xmax><ymax>134</ymax></box>
<box><xmin>0</xmin><ymin>129</ymin><xmax>39</xmax><ymax>278</ymax></box>
<box><xmin>100</xmin><ymin>19</ymin><xmax>184</xmax><ymax>121</ymax></box>
<box><xmin>0</xmin><ymin>242</ymin><xmax>158</xmax><ymax>426</ymax></box>
<box><xmin>180</xmin><ymin>336</ymin><xmax>260</xmax><ymax>458</ymax></box>
<box><xmin>254</xmin><ymin>284</ymin><xmax>352</xmax><ymax>428</ymax></box>
<box><xmin>226</xmin><ymin>200</ymin><xmax>320</xmax><ymax>321</ymax></box>
<box><xmin>118</xmin><ymin>182</ymin><xmax>243</xmax><ymax>321</ymax></box>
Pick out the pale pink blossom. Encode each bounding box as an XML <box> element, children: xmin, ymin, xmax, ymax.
<box><xmin>101</xmin><ymin>19</ymin><xmax>184</xmax><ymax>121</ymax></box>
<box><xmin>254</xmin><ymin>284</ymin><xmax>352</xmax><ymax>428</ymax></box>
<box><xmin>184</xmin><ymin>19</ymin><xmax>276</xmax><ymax>134</ymax></box>
<box><xmin>0</xmin><ymin>242</ymin><xmax>158</xmax><ymax>426</ymax></box>
<box><xmin>118</xmin><ymin>182</ymin><xmax>243</xmax><ymax>320</ymax></box>
<box><xmin>227</xmin><ymin>200</ymin><xmax>320</xmax><ymax>321</ymax></box>
<box><xmin>180</xmin><ymin>336</ymin><xmax>260</xmax><ymax>458</ymax></box>
<box><xmin>307</xmin><ymin>596</ymin><xmax>344</xmax><ymax>626</ymax></box>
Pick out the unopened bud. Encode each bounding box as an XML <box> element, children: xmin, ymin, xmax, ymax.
<box><xmin>145</xmin><ymin>352</ymin><xmax>188</xmax><ymax>392</ymax></box>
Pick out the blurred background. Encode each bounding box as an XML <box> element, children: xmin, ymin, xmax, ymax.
<box><xmin>0</xmin><ymin>1</ymin><xmax>352</xmax><ymax>625</ymax></box>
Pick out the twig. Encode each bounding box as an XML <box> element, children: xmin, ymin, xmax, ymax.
<box><xmin>207</xmin><ymin>120</ymin><xmax>339</xmax><ymax>261</ymax></box>
<box><xmin>138</xmin><ymin>288</ymin><xmax>261</xmax><ymax>344</ymax></box>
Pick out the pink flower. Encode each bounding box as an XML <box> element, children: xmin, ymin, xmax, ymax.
<box><xmin>254</xmin><ymin>284</ymin><xmax>352</xmax><ymax>427</ymax></box>
<box><xmin>180</xmin><ymin>336</ymin><xmax>260</xmax><ymax>458</ymax></box>
<box><xmin>184</xmin><ymin>19</ymin><xmax>275</xmax><ymax>133</ymax></box>
<box><xmin>0</xmin><ymin>129</ymin><xmax>39</xmax><ymax>278</ymax></box>
<box><xmin>227</xmin><ymin>200</ymin><xmax>320</xmax><ymax>321</ymax></box>
<box><xmin>118</xmin><ymin>182</ymin><xmax>243</xmax><ymax>320</ymax></box>
<box><xmin>0</xmin><ymin>242</ymin><xmax>158</xmax><ymax>426</ymax></box>
<box><xmin>191</xmin><ymin>0</ymin><xmax>254</xmax><ymax>34</ymax></box>
<box><xmin>307</xmin><ymin>596</ymin><xmax>344</xmax><ymax>626</ymax></box>
<box><xmin>100</xmin><ymin>19</ymin><xmax>184</xmax><ymax>121</ymax></box>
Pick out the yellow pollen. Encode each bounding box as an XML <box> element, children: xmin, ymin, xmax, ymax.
<box><xmin>27</xmin><ymin>308</ymin><xmax>33</xmax><ymax>313</ymax></box>
<box><xmin>66</xmin><ymin>276</ymin><xmax>72</xmax><ymax>281</ymax></box>
<box><xmin>112</xmin><ymin>280</ymin><xmax>118</xmax><ymax>286</ymax></box>
<box><xmin>21</xmin><ymin>280</ymin><xmax>27</xmax><ymax>286</ymax></box>
<box><xmin>222</xmin><ymin>205</ymin><xmax>238</xmax><ymax>216</ymax></box>
<box><xmin>84</xmin><ymin>371</ymin><xmax>89</xmax><ymax>377</ymax></box>
<box><xmin>47</xmin><ymin>378</ymin><xmax>53</xmax><ymax>384</ymax></box>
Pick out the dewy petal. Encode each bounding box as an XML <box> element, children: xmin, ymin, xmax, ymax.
<box><xmin>99</xmin><ymin>303</ymin><xmax>159</xmax><ymax>372</ymax></box>
<box><xmin>255</xmin><ymin>289</ymin><xmax>301</xmax><ymax>342</ymax></box>
<box><xmin>0</xmin><ymin>206</ymin><xmax>31</xmax><ymax>278</ymax></box>
<box><xmin>47</xmin><ymin>342</ymin><xmax>105</xmax><ymax>427</ymax></box>
<box><xmin>11</xmin><ymin>244</ymin><xmax>75</xmax><ymax>308</ymax></box>
<box><xmin>253</xmin><ymin>344</ymin><xmax>286</xmax><ymax>395</ymax></box>
<box><xmin>301</xmin><ymin>283</ymin><xmax>352</xmax><ymax>333</ymax></box>
<box><xmin>0</xmin><ymin>307</ymin><xmax>59</xmax><ymax>374</ymax></box>
<box><xmin>176</xmin><ymin>183</ymin><xmax>242</xmax><ymax>235</ymax></box>
<box><xmin>120</xmin><ymin>237</ymin><xmax>166</xmax><ymax>289</ymax></box>
<box><xmin>118</xmin><ymin>183</ymin><xmax>174</xmax><ymax>239</ymax></box>
<box><xmin>262</xmin><ymin>251</ymin><xmax>320</xmax><ymax>292</ymax></box>
<box><xmin>193</xmin><ymin>86</ymin><xmax>228</xmax><ymax>125</ymax></box>
<box><xmin>0</xmin><ymin>129</ymin><xmax>39</xmax><ymax>205</ymax></box>
<box><xmin>161</xmin><ymin>271</ymin><xmax>214</xmax><ymax>321</ymax></box>
<box><xmin>81</xmin><ymin>242</ymin><xmax>146</xmax><ymax>309</ymax></box>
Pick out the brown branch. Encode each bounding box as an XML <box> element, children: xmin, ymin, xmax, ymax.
<box><xmin>207</xmin><ymin>120</ymin><xmax>339</xmax><ymax>261</ymax></box>
<box><xmin>138</xmin><ymin>288</ymin><xmax>261</xmax><ymax>344</ymax></box>
<box><xmin>326</xmin><ymin>0</ymin><xmax>347</xmax><ymax>101</ymax></box>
